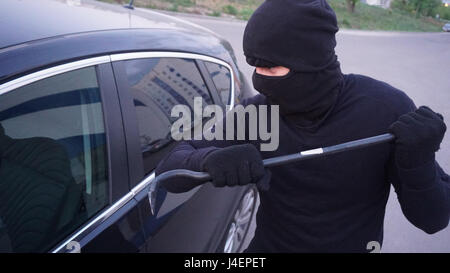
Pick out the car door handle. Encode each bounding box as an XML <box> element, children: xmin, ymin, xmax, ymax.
<box><xmin>148</xmin><ymin>133</ymin><xmax>395</xmax><ymax>215</ymax></box>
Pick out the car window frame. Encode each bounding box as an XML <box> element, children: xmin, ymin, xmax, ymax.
<box><xmin>111</xmin><ymin>52</ymin><xmax>237</xmax><ymax>249</ymax></box>
<box><xmin>0</xmin><ymin>56</ymin><xmax>135</xmax><ymax>252</ymax></box>
<box><xmin>110</xmin><ymin>51</ymin><xmax>235</xmax><ymax>188</ymax></box>
<box><xmin>0</xmin><ymin>52</ymin><xmax>236</xmax><ymax>253</ymax></box>
<box><xmin>197</xmin><ymin>60</ymin><xmax>233</xmax><ymax>108</ymax></box>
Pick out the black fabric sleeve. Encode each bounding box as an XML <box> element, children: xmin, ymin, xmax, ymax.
<box><xmin>381</xmin><ymin>84</ymin><xmax>450</xmax><ymax>234</ymax></box>
<box><xmin>155</xmin><ymin>137</ymin><xmax>250</xmax><ymax>193</ymax></box>
<box><xmin>388</xmin><ymin>151</ymin><xmax>450</xmax><ymax>234</ymax></box>
<box><xmin>154</xmin><ymin>95</ymin><xmax>267</xmax><ymax>193</ymax></box>
<box><xmin>154</xmin><ymin>141</ymin><xmax>217</xmax><ymax>193</ymax></box>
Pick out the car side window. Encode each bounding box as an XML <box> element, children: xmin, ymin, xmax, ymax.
<box><xmin>204</xmin><ymin>61</ymin><xmax>232</xmax><ymax>106</ymax></box>
<box><xmin>122</xmin><ymin>57</ymin><xmax>213</xmax><ymax>175</ymax></box>
<box><xmin>0</xmin><ymin>66</ymin><xmax>109</xmax><ymax>252</ymax></box>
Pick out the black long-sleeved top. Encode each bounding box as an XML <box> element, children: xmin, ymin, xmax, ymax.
<box><xmin>155</xmin><ymin>74</ymin><xmax>450</xmax><ymax>252</ymax></box>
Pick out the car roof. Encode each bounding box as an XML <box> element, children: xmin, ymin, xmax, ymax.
<box><xmin>0</xmin><ymin>0</ymin><xmax>240</xmax><ymax>84</ymax></box>
<box><xmin>0</xmin><ymin>0</ymin><xmax>218</xmax><ymax>49</ymax></box>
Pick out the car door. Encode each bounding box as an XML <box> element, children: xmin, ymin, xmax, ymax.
<box><xmin>0</xmin><ymin>58</ymin><xmax>145</xmax><ymax>253</ymax></box>
<box><xmin>111</xmin><ymin>52</ymin><xmax>245</xmax><ymax>252</ymax></box>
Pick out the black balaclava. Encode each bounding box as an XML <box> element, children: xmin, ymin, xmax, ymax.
<box><xmin>243</xmin><ymin>0</ymin><xmax>343</xmax><ymax>127</ymax></box>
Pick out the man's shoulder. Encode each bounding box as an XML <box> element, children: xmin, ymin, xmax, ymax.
<box><xmin>344</xmin><ymin>74</ymin><xmax>416</xmax><ymax>116</ymax></box>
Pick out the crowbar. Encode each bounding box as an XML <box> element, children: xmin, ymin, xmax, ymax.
<box><xmin>148</xmin><ymin>133</ymin><xmax>395</xmax><ymax>215</ymax></box>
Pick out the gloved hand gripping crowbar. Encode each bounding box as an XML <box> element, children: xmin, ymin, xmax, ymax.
<box><xmin>148</xmin><ymin>133</ymin><xmax>395</xmax><ymax>215</ymax></box>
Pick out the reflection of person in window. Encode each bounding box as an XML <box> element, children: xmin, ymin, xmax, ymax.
<box><xmin>0</xmin><ymin>123</ymin><xmax>81</xmax><ymax>252</ymax></box>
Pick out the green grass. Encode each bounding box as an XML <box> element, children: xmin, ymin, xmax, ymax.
<box><xmin>96</xmin><ymin>0</ymin><xmax>445</xmax><ymax>32</ymax></box>
<box><xmin>209</xmin><ymin>10</ymin><xmax>222</xmax><ymax>17</ymax></box>
<box><xmin>238</xmin><ymin>7</ymin><xmax>254</xmax><ymax>20</ymax></box>
<box><xmin>328</xmin><ymin>0</ymin><xmax>443</xmax><ymax>32</ymax></box>
<box><xmin>222</xmin><ymin>4</ymin><xmax>238</xmax><ymax>15</ymax></box>
<box><xmin>167</xmin><ymin>0</ymin><xmax>195</xmax><ymax>7</ymax></box>
<box><xmin>436</xmin><ymin>6</ymin><xmax>450</xmax><ymax>20</ymax></box>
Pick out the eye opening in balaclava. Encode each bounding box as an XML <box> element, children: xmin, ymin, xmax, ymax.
<box><xmin>246</xmin><ymin>56</ymin><xmax>280</xmax><ymax>69</ymax></box>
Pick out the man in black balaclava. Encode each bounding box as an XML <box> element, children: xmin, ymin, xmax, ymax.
<box><xmin>244</xmin><ymin>0</ymin><xmax>343</xmax><ymax>127</ymax></box>
<box><xmin>156</xmin><ymin>0</ymin><xmax>449</xmax><ymax>252</ymax></box>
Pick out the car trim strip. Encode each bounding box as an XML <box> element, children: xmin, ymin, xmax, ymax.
<box><xmin>51</xmin><ymin>172</ymin><xmax>156</xmax><ymax>253</ymax></box>
<box><xmin>0</xmin><ymin>52</ymin><xmax>235</xmax><ymax>107</ymax></box>
<box><xmin>0</xmin><ymin>56</ymin><xmax>111</xmax><ymax>96</ymax></box>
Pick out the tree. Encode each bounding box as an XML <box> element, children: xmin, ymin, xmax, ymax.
<box><xmin>409</xmin><ymin>0</ymin><xmax>441</xmax><ymax>17</ymax></box>
<box><xmin>346</xmin><ymin>0</ymin><xmax>359</xmax><ymax>13</ymax></box>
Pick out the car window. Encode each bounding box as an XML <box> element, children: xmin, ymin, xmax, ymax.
<box><xmin>0</xmin><ymin>66</ymin><xmax>109</xmax><ymax>252</ymax></box>
<box><xmin>122</xmin><ymin>57</ymin><xmax>213</xmax><ymax>175</ymax></box>
<box><xmin>204</xmin><ymin>61</ymin><xmax>232</xmax><ymax>106</ymax></box>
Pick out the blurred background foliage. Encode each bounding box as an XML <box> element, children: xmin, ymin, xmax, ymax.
<box><xmin>100</xmin><ymin>0</ymin><xmax>448</xmax><ymax>31</ymax></box>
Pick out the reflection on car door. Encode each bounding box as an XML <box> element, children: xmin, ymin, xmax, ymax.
<box><xmin>112</xmin><ymin>54</ymin><xmax>235</xmax><ymax>251</ymax></box>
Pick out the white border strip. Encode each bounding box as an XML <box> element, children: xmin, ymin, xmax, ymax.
<box><xmin>300</xmin><ymin>148</ymin><xmax>324</xmax><ymax>156</ymax></box>
<box><xmin>0</xmin><ymin>52</ymin><xmax>235</xmax><ymax>108</ymax></box>
<box><xmin>0</xmin><ymin>56</ymin><xmax>111</xmax><ymax>96</ymax></box>
<box><xmin>51</xmin><ymin>172</ymin><xmax>156</xmax><ymax>253</ymax></box>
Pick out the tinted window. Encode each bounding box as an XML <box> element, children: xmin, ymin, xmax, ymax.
<box><xmin>0</xmin><ymin>67</ymin><xmax>109</xmax><ymax>252</ymax></box>
<box><xmin>204</xmin><ymin>61</ymin><xmax>232</xmax><ymax>105</ymax></box>
<box><xmin>123</xmin><ymin>58</ymin><xmax>213</xmax><ymax>175</ymax></box>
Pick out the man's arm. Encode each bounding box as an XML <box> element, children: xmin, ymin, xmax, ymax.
<box><xmin>388</xmin><ymin>154</ymin><xmax>450</xmax><ymax>234</ymax></box>
<box><xmin>155</xmin><ymin>95</ymin><xmax>272</xmax><ymax>193</ymax></box>
<box><xmin>388</xmin><ymin>106</ymin><xmax>450</xmax><ymax>234</ymax></box>
<box><xmin>155</xmin><ymin>139</ymin><xmax>271</xmax><ymax>193</ymax></box>
<box><xmin>154</xmin><ymin>140</ymin><xmax>223</xmax><ymax>193</ymax></box>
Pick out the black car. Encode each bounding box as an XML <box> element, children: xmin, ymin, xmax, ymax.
<box><xmin>0</xmin><ymin>0</ymin><xmax>257</xmax><ymax>253</ymax></box>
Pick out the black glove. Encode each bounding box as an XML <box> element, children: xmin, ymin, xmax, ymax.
<box><xmin>389</xmin><ymin>106</ymin><xmax>447</xmax><ymax>169</ymax></box>
<box><xmin>201</xmin><ymin>144</ymin><xmax>271</xmax><ymax>191</ymax></box>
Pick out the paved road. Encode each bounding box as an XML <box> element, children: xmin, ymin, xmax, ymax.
<box><xmin>174</xmin><ymin>13</ymin><xmax>450</xmax><ymax>252</ymax></box>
